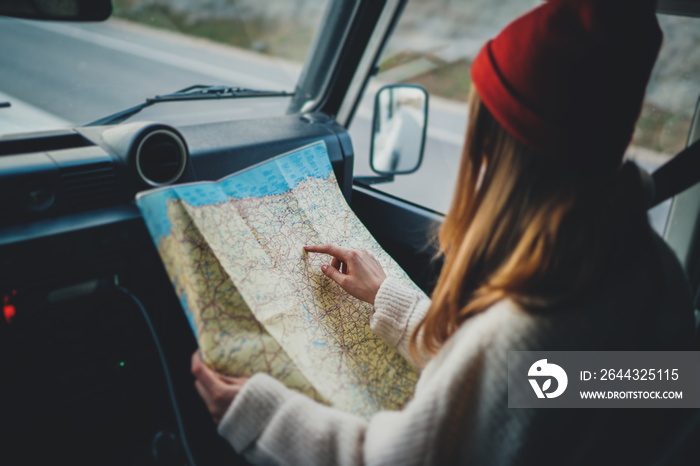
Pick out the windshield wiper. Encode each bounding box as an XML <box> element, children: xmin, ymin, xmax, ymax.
<box><xmin>87</xmin><ymin>85</ymin><xmax>294</xmax><ymax>126</ymax></box>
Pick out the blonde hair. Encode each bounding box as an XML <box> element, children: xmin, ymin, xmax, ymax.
<box><xmin>411</xmin><ymin>91</ymin><xmax>648</xmax><ymax>357</ymax></box>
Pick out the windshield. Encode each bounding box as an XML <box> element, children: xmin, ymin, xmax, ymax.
<box><xmin>0</xmin><ymin>0</ymin><xmax>331</xmax><ymax>136</ymax></box>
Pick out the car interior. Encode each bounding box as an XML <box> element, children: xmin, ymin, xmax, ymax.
<box><xmin>0</xmin><ymin>0</ymin><xmax>699</xmax><ymax>465</ymax></box>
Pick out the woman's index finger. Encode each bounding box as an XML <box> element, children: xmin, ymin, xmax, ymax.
<box><xmin>304</xmin><ymin>244</ymin><xmax>351</xmax><ymax>260</ymax></box>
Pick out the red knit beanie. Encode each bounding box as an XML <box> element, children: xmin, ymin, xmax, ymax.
<box><xmin>471</xmin><ymin>0</ymin><xmax>662</xmax><ymax>174</ymax></box>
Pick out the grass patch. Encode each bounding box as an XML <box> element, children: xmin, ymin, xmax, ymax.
<box><xmin>378</xmin><ymin>51</ymin><xmax>424</xmax><ymax>74</ymax></box>
<box><xmin>632</xmin><ymin>102</ymin><xmax>692</xmax><ymax>155</ymax></box>
<box><xmin>111</xmin><ymin>0</ymin><xmax>315</xmax><ymax>62</ymax></box>
<box><xmin>380</xmin><ymin>50</ymin><xmax>472</xmax><ymax>102</ymax></box>
<box><xmin>408</xmin><ymin>58</ymin><xmax>472</xmax><ymax>102</ymax></box>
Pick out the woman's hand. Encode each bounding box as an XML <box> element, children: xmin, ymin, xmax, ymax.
<box><xmin>191</xmin><ymin>350</ymin><xmax>248</xmax><ymax>424</ymax></box>
<box><xmin>304</xmin><ymin>244</ymin><xmax>386</xmax><ymax>305</ymax></box>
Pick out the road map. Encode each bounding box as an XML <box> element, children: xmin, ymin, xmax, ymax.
<box><xmin>136</xmin><ymin>141</ymin><xmax>419</xmax><ymax>417</ymax></box>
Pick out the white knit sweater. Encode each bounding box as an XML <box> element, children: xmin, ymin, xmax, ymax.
<box><xmin>217</xmin><ymin>235</ymin><xmax>694</xmax><ymax>465</ymax></box>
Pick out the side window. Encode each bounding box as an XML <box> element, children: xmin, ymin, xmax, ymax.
<box><xmin>633</xmin><ymin>14</ymin><xmax>699</xmax><ymax>234</ymax></box>
<box><xmin>349</xmin><ymin>3</ymin><xmax>699</xmax><ymax>220</ymax></box>
<box><xmin>349</xmin><ymin>0</ymin><xmax>538</xmax><ymax>213</ymax></box>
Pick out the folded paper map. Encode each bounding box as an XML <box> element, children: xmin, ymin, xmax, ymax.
<box><xmin>136</xmin><ymin>141</ymin><xmax>419</xmax><ymax>418</ymax></box>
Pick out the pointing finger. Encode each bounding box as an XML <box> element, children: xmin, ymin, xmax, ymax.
<box><xmin>304</xmin><ymin>244</ymin><xmax>352</xmax><ymax>261</ymax></box>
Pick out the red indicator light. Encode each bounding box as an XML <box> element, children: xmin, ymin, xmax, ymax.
<box><xmin>4</xmin><ymin>304</ymin><xmax>16</xmax><ymax>324</ymax></box>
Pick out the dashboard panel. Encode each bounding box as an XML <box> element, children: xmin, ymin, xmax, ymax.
<box><xmin>0</xmin><ymin>112</ymin><xmax>354</xmax><ymax>281</ymax></box>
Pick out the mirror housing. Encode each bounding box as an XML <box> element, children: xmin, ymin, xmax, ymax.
<box><xmin>370</xmin><ymin>84</ymin><xmax>428</xmax><ymax>176</ymax></box>
<box><xmin>0</xmin><ymin>0</ymin><xmax>112</xmax><ymax>22</ymax></box>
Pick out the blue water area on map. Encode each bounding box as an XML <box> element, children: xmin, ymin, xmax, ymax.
<box><xmin>135</xmin><ymin>141</ymin><xmax>332</xmax><ymax>243</ymax></box>
<box><xmin>219</xmin><ymin>141</ymin><xmax>331</xmax><ymax>198</ymax></box>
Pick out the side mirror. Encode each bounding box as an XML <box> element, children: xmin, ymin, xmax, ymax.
<box><xmin>0</xmin><ymin>0</ymin><xmax>112</xmax><ymax>22</ymax></box>
<box><xmin>370</xmin><ymin>84</ymin><xmax>428</xmax><ymax>176</ymax></box>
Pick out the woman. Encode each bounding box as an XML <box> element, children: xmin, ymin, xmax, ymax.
<box><xmin>192</xmin><ymin>0</ymin><xmax>695</xmax><ymax>464</ymax></box>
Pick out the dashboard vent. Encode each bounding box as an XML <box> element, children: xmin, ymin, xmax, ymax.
<box><xmin>60</xmin><ymin>162</ymin><xmax>120</xmax><ymax>209</ymax></box>
<box><xmin>135</xmin><ymin>129</ymin><xmax>187</xmax><ymax>187</ymax></box>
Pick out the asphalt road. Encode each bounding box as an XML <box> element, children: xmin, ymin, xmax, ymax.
<box><xmin>0</xmin><ymin>17</ymin><xmax>297</xmax><ymax>125</ymax></box>
<box><xmin>0</xmin><ymin>17</ymin><xmax>669</xmax><ymax>228</ymax></box>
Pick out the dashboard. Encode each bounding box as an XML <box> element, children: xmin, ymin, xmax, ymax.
<box><xmin>0</xmin><ymin>114</ymin><xmax>355</xmax><ymax>465</ymax></box>
<box><xmin>1</xmin><ymin>113</ymin><xmax>354</xmax><ymax>285</ymax></box>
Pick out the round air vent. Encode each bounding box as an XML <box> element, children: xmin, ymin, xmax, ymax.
<box><xmin>135</xmin><ymin>129</ymin><xmax>187</xmax><ymax>186</ymax></box>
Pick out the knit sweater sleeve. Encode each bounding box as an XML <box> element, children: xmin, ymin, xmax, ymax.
<box><xmin>370</xmin><ymin>277</ymin><xmax>431</xmax><ymax>368</ymax></box>
<box><xmin>218</xmin><ymin>373</ymin><xmax>367</xmax><ymax>466</ymax></box>
<box><xmin>216</xmin><ymin>300</ymin><xmax>526</xmax><ymax>466</ymax></box>
<box><xmin>217</xmin><ymin>359</ymin><xmax>451</xmax><ymax>466</ymax></box>
<box><xmin>216</xmin><ymin>278</ymin><xmax>435</xmax><ymax>465</ymax></box>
